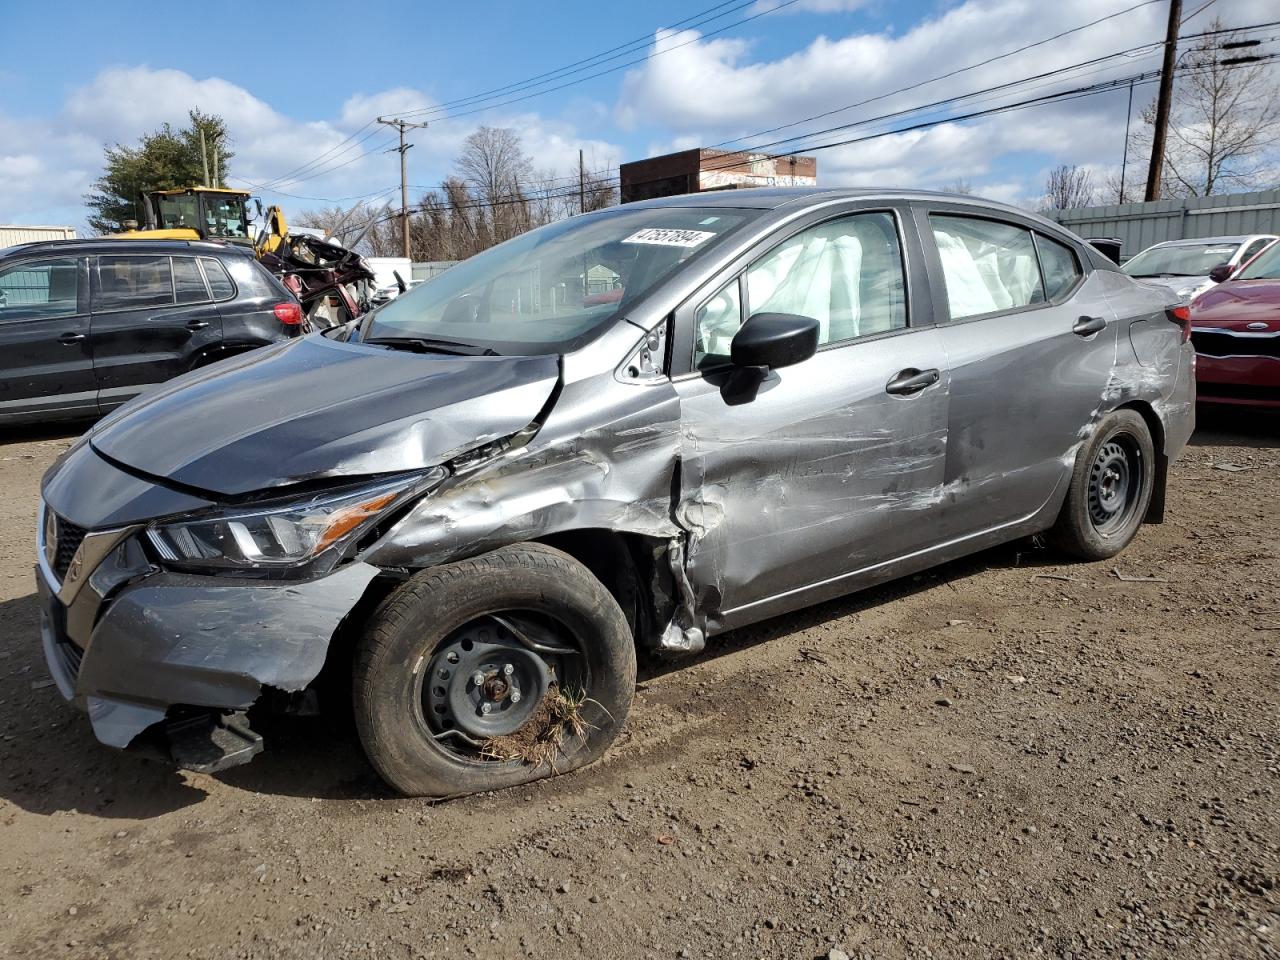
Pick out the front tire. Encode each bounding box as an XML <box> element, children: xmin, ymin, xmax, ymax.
<box><xmin>352</xmin><ymin>543</ymin><xmax>635</xmax><ymax>797</ymax></box>
<box><xmin>1049</xmin><ymin>409</ymin><xmax>1156</xmax><ymax>561</ymax></box>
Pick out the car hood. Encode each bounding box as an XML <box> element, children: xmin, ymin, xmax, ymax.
<box><xmin>1191</xmin><ymin>278</ymin><xmax>1280</xmax><ymax>322</ymax></box>
<box><xmin>89</xmin><ymin>335</ymin><xmax>560</xmax><ymax>497</ymax></box>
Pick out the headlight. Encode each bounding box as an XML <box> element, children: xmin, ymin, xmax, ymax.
<box><xmin>146</xmin><ymin>470</ymin><xmax>443</xmax><ymax>570</ymax></box>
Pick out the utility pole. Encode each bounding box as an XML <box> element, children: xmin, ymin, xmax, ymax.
<box><xmin>1144</xmin><ymin>0</ymin><xmax>1182</xmax><ymax>202</ymax></box>
<box><xmin>377</xmin><ymin>116</ymin><xmax>429</xmax><ymax>259</ymax></box>
<box><xmin>1120</xmin><ymin>78</ymin><xmax>1135</xmax><ymax>204</ymax></box>
<box><xmin>199</xmin><ymin>128</ymin><xmax>211</xmax><ymax>187</ymax></box>
<box><xmin>579</xmin><ymin>148</ymin><xmax>586</xmax><ymax>214</ymax></box>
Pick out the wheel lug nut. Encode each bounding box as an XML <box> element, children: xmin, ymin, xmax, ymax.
<box><xmin>480</xmin><ymin>702</ymin><xmax>492</xmax><ymax>715</ymax></box>
<box><xmin>502</xmin><ymin>664</ymin><xmax>515</xmax><ymax>677</ymax></box>
<box><xmin>471</xmin><ymin>671</ymin><xmax>485</xmax><ymax>686</ymax></box>
<box><xmin>510</xmin><ymin>690</ymin><xmax>522</xmax><ymax>703</ymax></box>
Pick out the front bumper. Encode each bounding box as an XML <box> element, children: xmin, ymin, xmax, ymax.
<box><xmin>36</xmin><ymin>519</ymin><xmax>380</xmax><ymax>751</ymax></box>
<box><xmin>1195</xmin><ymin>354</ymin><xmax>1280</xmax><ymax>407</ymax></box>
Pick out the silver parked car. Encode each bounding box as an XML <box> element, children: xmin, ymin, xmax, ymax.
<box><xmin>37</xmin><ymin>189</ymin><xmax>1194</xmax><ymax>796</ymax></box>
<box><xmin>1121</xmin><ymin>234</ymin><xmax>1277</xmax><ymax>302</ymax></box>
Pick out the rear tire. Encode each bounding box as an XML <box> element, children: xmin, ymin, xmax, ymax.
<box><xmin>352</xmin><ymin>543</ymin><xmax>635</xmax><ymax>797</ymax></box>
<box><xmin>1048</xmin><ymin>409</ymin><xmax>1155</xmax><ymax>561</ymax></box>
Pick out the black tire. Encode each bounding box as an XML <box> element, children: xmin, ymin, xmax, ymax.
<box><xmin>352</xmin><ymin>543</ymin><xmax>635</xmax><ymax>797</ymax></box>
<box><xmin>1048</xmin><ymin>409</ymin><xmax>1156</xmax><ymax>561</ymax></box>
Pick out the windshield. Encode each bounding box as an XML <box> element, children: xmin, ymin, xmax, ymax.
<box><xmin>156</xmin><ymin>194</ymin><xmax>250</xmax><ymax>240</ymax></box>
<box><xmin>1234</xmin><ymin>241</ymin><xmax>1280</xmax><ymax>280</ymax></box>
<box><xmin>1122</xmin><ymin>242</ymin><xmax>1239</xmax><ymax>278</ymax></box>
<box><xmin>363</xmin><ymin>206</ymin><xmax>755</xmax><ymax>354</ymax></box>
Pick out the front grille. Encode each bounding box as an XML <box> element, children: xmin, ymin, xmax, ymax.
<box><xmin>1192</xmin><ymin>330</ymin><xmax>1280</xmax><ymax>359</ymax></box>
<box><xmin>1197</xmin><ymin>381</ymin><xmax>1280</xmax><ymax>402</ymax></box>
<box><xmin>51</xmin><ymin>515</ymin><xmax>87</xmax><ymax>580</ymax></box>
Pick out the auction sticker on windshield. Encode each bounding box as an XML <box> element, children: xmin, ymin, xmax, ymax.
<box><xmin>622</xmin><ymin>228</ymin><xmax>716</xmax><ymax>247</ymax></box>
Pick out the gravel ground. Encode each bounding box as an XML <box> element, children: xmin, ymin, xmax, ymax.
<box><xmin>0</xmin><ymin>407</ymin><xmax>1276</xmax><ymax>960</ymax></box>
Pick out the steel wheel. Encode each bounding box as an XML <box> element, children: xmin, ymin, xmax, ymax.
<box><xmin>1048</xmin><ymin>409</ymin><xmax>1156</xmax><ymax>562</ymax></box>
<box><xmin>415</xmin><ymin>612</ymin><xmax>588</xmax><ymax>762</ymax></box>
<box><xmin>353</xmin><ymin>543</ymin><xmax>635</xmax><ymax>797</ymax></box>
<box><xmin>1087</xmin><ymin>435</ymin><xmax>1144</xmax><ymax>535</ymax></box>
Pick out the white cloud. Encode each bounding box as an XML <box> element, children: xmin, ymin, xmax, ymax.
<box><xmin>615</xmin><ymin>0</ymin><xmax>1268</xmax><ymax>199</ymax></box>
<box><xmin>0</xmin><ymin>66</ymin><xmax>623</xmax><ymax>229</ymax></box>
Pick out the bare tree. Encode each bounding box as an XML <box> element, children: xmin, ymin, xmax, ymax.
<box><xmin>581</xmin><ymin>168</ymin><xmax>619</xmax><ymax>212</ymax></box>
<box><xmin>1042</xmin><ymin>164</ymin><xmax>1096</xmax><ymax>211</ymax></box>
<box><xmin>397</xmin><ymin>131</ymin><xmax>619</xmax><ymax>262</ymax></box>
<box><xmin>943</xmin><ymin>178</ymin><xmax>974</xmax><ymax>195</ymax></box>
<box><xmin>456</xmin><ymin>127</ymin><xmax>536</xmax><ymax>245</ymax></box>
<box><xmin>294</xmin><ymin>202</ymin><xmax>380</xmax><ymax>248</ymax></box>
<box><xmin>1120</xmin><ymin>19</ymin><xmax>1280</xmax><ymax>198</ymax></box>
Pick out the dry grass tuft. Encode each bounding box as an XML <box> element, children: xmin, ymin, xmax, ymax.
<box><xmin>480</xmin><ymin>683</ymin><xmax>596</xmax><ymax>768</ymax></box>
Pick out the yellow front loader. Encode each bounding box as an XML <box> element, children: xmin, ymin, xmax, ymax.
<box><xmin>117</xmin><ymin>186</ymin><xmax>288</xmax><ymax>256</ymax></box>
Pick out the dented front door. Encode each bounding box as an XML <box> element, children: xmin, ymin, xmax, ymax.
<box><xmin>674</xmin><ymin>327</ymin><xmax>950</xmax><ymax>625</ymax></box>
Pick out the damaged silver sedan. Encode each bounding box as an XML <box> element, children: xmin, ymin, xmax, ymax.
<box><xmin>36</xmin><ymin>188</ymin><xmax>1194</xmax><ymax>796</ymax></box>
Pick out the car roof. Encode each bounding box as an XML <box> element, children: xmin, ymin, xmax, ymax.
<box><xmin>617</xmin><ymin>186</ymin><xmax>1077</xmax><ymax>237</ymax></box>
<box><xmin>0</xmin><ymin>237</ymin><xmax>251</xmax><ymax>259</ymax></box>
<box><xmin>625</xmin><ymin>185</ymin><xmax>1015</xmax><ymax>212</ymax></box>
<box><xmin>1151</xmin><ymin>235</ymin><xmax>1276</xmax><ymax>247</ymax></box>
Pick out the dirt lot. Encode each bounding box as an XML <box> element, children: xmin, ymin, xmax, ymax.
<box><xmin>0</xmin><ymin>408</ymin><xmax>1276</xmax><ymax>960</ymax></box>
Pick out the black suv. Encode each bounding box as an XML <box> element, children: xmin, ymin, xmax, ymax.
<box><xmin>0</xmin><ymin>239</ymin><xmax>302</xmax><ymax>424</ymax></box>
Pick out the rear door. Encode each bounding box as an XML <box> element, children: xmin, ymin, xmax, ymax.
<box><xmin>0</xmin><ymin>255</ymin><xmax>96</xmax><ymax>421</ymax></box>
<box><xmin>672</xmin><ymin>203</ymin><xmax>951</xmax><ymax>624</ymax></box>
<box><xmin>914</xmin><ymin>204</ymin><xmax>1118</xmax><ymax>540</ymax></box>
<box><xmin>90</xmin><ymin>253</ymin><xmax>223</xmax><ymax>410</ymax></box>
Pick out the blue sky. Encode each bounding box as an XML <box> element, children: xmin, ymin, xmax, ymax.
<box><xmin>1</xmin><ymin>0</ymin><xmax>1273</xmax><ymax>230</ymax></box>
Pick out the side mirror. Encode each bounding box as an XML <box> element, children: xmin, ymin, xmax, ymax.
<box><xmin>393</xmin><ymin>269</ymin><xmax>407</xmax><ymax>294</ymax></box>
<box><xmin>730</xmin><ymin>312</ymin><xmax>820</xmax><ymax>370</ymax></box>
<box><xmin>1208</xmin><ymin>263</ymin><xmax>1232</xmax><ymax>283</ymax></box>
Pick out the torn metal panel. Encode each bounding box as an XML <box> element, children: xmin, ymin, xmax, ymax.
<box><xmin>673</xmin><ymin>328</ymin><xmax>951</xmax><ymax>622</ymax></box>
<box><xmin>86</xmin><ymin>336</ymin><xmax>560</xmax><ymax>496</ymax></box>
<box><xmin>73</xmin><ymin>562</ymin><xmax>381</xmax><ymax>732</ymax></box>
<box><xmin>365</xmin><ymin>358</ymin><xmax>683</xmax><ymax>568</ymax></box>
<box><xmin>86</xmin><ymin>697</ymin><xmax>169</xmax><ymax>749</ymax></box>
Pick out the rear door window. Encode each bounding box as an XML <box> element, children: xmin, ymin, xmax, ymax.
<box><xmin>97</xmin><ymin>255</ymin><xmax>175</xmax><ymax>310</ymax></box>
<box><xmin>1035</xmin><ymin>234</ymin><xmax>1082</xmax><ymax>301</ymax></box>
<box><xmin>0</xmin><ymin>258</ymin><xmax>81</xmax><ymax>321</ymax></box>
<box><xmin>200</xmin><ymin>257</ymin><xmax>236</xmax><ymax>300</ymax></box>
<box><xmin>930</xmin><ymin>215</ymin><xmax>1045</xmax><ymax>319</ymax></box>
<box><xmin>173</xmin><ymin>257</ymin><xmax>210</xmax><ymax>303</ymax></box>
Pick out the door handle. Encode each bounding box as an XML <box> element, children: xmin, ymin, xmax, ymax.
<box><xmin>186</xmin><ymin>320</ymin><xmax>211</xmax><ymax>330</ymax></box>
<box><xmin>1073</xmin><ymin>315</ymin><xmax>1107</xmax><ymax>336</ymax></box>
<box><xmin>57</xmin><ymin>332</ymin><xmax>85</xmax><ymax>344</ymax></box>
<box><xmin>885</xmin><ymin>367</ymin><xmax>941</xmax><ymax>396</ymax></box>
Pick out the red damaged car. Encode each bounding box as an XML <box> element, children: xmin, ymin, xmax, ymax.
<box><xmin>1190</xmin><ymin>240</ymin><xmax>1280</xmax><ymax>408</ymax></box>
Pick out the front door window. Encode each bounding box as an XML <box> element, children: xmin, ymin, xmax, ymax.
<box><xmin>693</xmin><ymin>211</ymin><xmax>907</xmax><ymax>368</ymax></box>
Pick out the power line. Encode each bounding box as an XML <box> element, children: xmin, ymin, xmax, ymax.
<box><xmin>398</xmin><ymin>0</ymin><xmax>757</xmax><ymax>118</ymax></box>
<box><xmin>226</xmin><ymin>179</ymin><xmax>401</xmax><ymax>204</ymax></box>
<box><xmin>700</xmin><ymin>17</ymin><xmax>1277</xmax><ymax>168</ymax></box>
<box><xmin>308</xmin><ymin>25</ymin><xmax>1279</xmax><ymax>234</ymax></box>
<box><xmin>710</xmin><ymin>0</ymin><xmax>1163</xmax><ymax>151</ymax></box>
<box><xmin>250</xmin><ymin>0</ymin><xmax>757</xmax><ymax>191</ymax></box>
<box><xmin>257</xmin><ymin>0</ymin><xmax>806</xmax><ymax>193</ymax></box>
<box><xmin>392</xmin><ymin>1</ymin><xmax>801</xmax><ymax>124</ymax></box>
